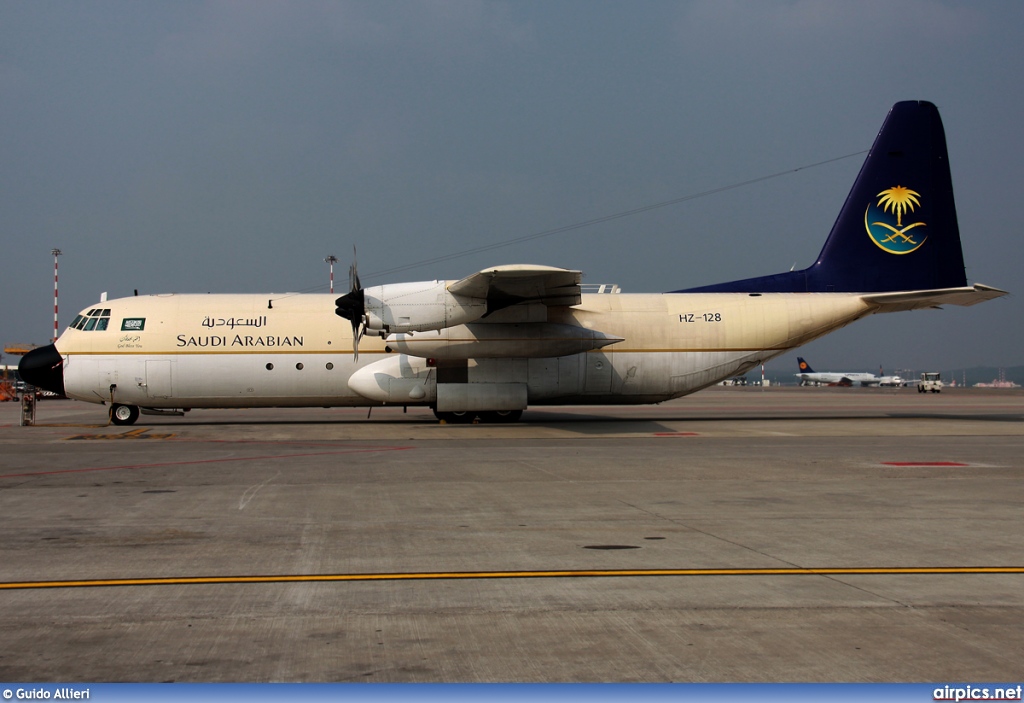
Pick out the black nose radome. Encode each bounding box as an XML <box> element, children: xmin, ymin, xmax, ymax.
<box><xmin>18</xmin><ymin>344</ymin><xmax>65</xmax><ymax>397</ymax></box>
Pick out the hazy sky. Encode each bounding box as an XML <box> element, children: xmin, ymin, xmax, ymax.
<box><xmin>2</xmin><ymin>1</ymin><xmax>1021</xmax><ymax>378</ymax></box>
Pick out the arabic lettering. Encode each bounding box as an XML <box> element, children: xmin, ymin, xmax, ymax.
<box><xmin>117</xmin><ymin>334</ymin><xmax>143</xmax><ymax>350</ymax></box>
<box><xmin>201</xmin><ymin>315</ymin><xmax>268</xmax><ymax>330</ymax></box>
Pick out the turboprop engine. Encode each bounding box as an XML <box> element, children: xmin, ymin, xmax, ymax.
<box><xmin>361</xmin><ymin>281</ymin><xmax>487</xmax><ymax>335</ymax></box>
<box><xmin>336</xmin><ymin>279</ymin><xmax>487</xmax><ymax>358</ymax></box>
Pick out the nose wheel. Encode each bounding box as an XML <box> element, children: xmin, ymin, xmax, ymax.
<box><xmin>110</xmin><ymin>403</ymin><xmax>140</xmax><ymax>425</ymax></box>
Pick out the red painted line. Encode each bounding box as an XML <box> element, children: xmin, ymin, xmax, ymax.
<box><xmin>654</xmin><ymin>432</ymin><xmax>700</xmax><ymax>437</ymax></box>
<box><xmin>170</xmin><ymin>437</ymin><xmax>400</xmax><ymax>449</ymax></box>
<box><xmin>882</xmin><ymin>461</ymin><xmax>969</xmax><ymax>467</ymax></box>
<box><xmin>0</xmin><ymin>446</ymin><xmax>414</xmax><ymax>479</ymax></box>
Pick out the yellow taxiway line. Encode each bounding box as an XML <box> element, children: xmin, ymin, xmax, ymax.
<box><xmin>2</xmin><ymin>566</ymin><xmax>1023</xmax><ymax>590</ymax></box>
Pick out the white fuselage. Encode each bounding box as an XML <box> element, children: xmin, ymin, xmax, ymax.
<box><xmin>56</xmin><ymin>290</ymin><xmax>877</xmax><ymax>410</ymax></box>
<box><xmin>796</xmin><ymin>371</ymin><xmax>881</xmax><ymax>386</ymax></box>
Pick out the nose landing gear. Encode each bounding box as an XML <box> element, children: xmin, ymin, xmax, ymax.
<box><xmin>110</xmin><ymin>403</ymin><xmax>140</xmax><ymax>425</ymax></box>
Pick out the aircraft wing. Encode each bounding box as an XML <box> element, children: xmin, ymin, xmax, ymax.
<box><xmin>448</xmin><ymin>264</ymin><xmax>583</xmax><ymax>312</ymax></box>
<box><xmin>862</xmin><ymin>284</ymin><xmax>1007</xmax><ymax>313</ymax></box>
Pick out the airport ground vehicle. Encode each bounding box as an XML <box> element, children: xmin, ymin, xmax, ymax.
<box><xmin>919</xmin><ymin>372</ymin><xmax>943</xmax><ymax>393</ymax></box>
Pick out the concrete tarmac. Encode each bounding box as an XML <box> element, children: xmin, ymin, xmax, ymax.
<box><xmin>1</xmin><ymin>387</ymin><xmax>1022</xmax><ymax>682</ymax></box>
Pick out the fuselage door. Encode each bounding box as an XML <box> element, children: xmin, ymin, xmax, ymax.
<box><xmin>145</xmin><ymin>360</ymin><xmax>174</xmax><ymax>398</ymax></box>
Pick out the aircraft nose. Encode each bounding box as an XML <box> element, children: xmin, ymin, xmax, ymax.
<box><xmin>18</xmin><ymin>344</ymin><xmax>65</xmax><ymax>397</ymax></box>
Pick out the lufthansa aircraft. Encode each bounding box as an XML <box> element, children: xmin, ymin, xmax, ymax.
<box><xmin>794</xmin><ymin>358</ymin><xmax>881</xmax><ymax>386</ymax></box>
<box><xmin>20</xmin><ymin>101</ymin><xmax>1006</xmax><ymax>424</ymax></box>
<box><xmin>876</xmin><ymin>367</ymin><xmax>910</xmax><ymax>387</ymax></box>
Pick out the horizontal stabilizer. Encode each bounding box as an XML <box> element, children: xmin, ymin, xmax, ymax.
<box><xmin>862</xmin><ymin>284</ymin><xmax>1007</xmax><ymax>312</ymax></box>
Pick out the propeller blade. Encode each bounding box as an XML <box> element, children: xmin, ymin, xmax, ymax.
<box><xmin>349</xmin><ymin>245</ymin><xmax>360</xmax><ymax>292</ymax></box>
<box><xmin>334</xmin><ymin>287</ymin><xmax>364</xmax><ymax>323</ymax></box>
<box><xmin>352</xmin><ymin>319</ymin><xmax>363</xmax><ymax>362</ymax></box>
<box><xmin>335</xmin><ymin>247</ymin><xmax>366</xmax><ymax>362</ymax></box>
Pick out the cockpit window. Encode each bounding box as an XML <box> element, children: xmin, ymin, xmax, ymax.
<box><xmin>75</xmin><ymin>308</ymin><xmax>112</xmax><ymax>331</ymax></box>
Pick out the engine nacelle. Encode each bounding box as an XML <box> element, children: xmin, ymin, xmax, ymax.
<box><xmin>362</xmin><ymin>281</ymin><xmax>486</xmax><ymax>335</ymax></box>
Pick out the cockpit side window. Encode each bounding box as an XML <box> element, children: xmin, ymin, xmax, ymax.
<box><xmin>76</xmin><ymin>308</ymin><xmax>112</xmax><ymax>331</ymax></box>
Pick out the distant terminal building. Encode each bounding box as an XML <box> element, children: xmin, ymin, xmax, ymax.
<box><xmin>973</xmin><ymin>369</ymin><xmax>1021</xmax><ymax>388</ymax></box>
<box><xmin>1</xmin><ymin>365</ymin><xmax>23</xmax><ymax>401</ymax></box>
<box><xmin>2</xmin><ymin>345</ymin><xmax>39</xmax><ymax>401</ymax></box>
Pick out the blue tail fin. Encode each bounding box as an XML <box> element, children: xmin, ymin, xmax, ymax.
<box><xmin>797</xmin><ymin>357</ymin><xmax>814</xmax><ymax>374</ymax></box>
<box><xmin>675</xmin><ymin>101</ymin><xmax>968</xmax><ymax>293</ymax></box>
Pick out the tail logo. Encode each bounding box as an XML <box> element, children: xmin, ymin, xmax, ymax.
<box><xmin>864</xmin><ymin>185</ymin><xmax>928</xmax><ymax>255</ymax></box>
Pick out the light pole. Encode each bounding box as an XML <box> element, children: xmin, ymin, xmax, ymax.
<box><xmin>51</xmin><ymin>248</ymin><xmax>62</xmax><ymax>343</ymax></box>
<box><xmin>325</xmin><ymin>255</ymin><xmax>338</xmax><ymax>294</ymax></box>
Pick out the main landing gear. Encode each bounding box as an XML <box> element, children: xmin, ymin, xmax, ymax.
<box><xmin>433</xmin><ymin>409</ymin><xmax>523</xmax><ymax>424</ymax></box>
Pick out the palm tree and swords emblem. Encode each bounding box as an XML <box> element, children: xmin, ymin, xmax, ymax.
<box><xmin>864</xmin><ymin>185</ymin><xmax>928</xmax><ymax>254</ymax></box>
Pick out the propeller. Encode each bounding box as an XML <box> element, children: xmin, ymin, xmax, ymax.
<box><xmin>334</xmin><ymin>248</ymin><xmax>367</xmax><ymax>361</ymax></box>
